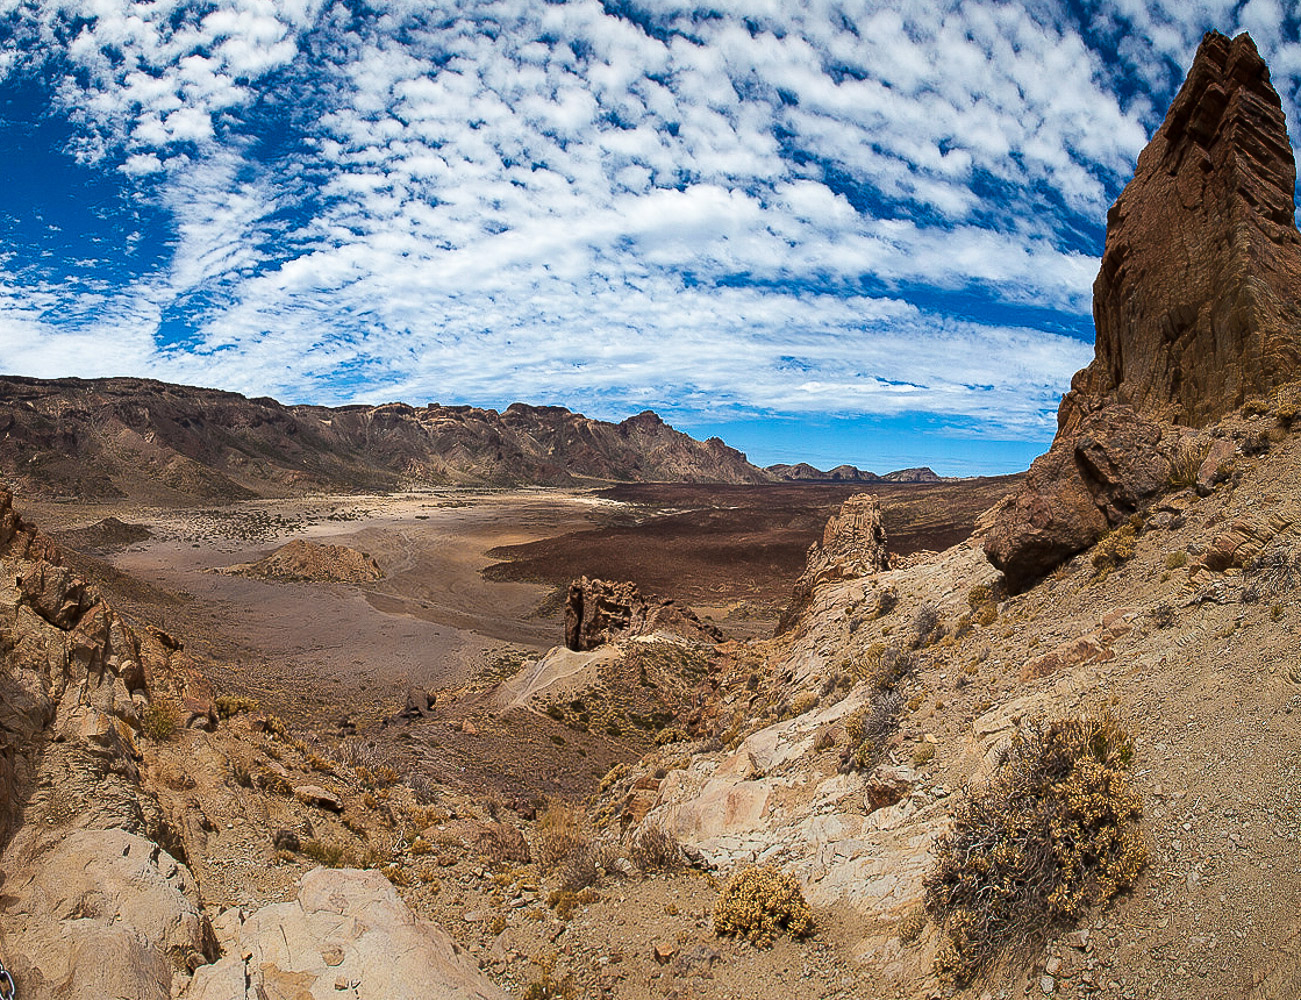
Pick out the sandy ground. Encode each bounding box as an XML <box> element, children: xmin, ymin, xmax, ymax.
<box><xmin>24</xmin><ymin>490</ymin><xmax>608</xmax><ymax>721</ymax></box>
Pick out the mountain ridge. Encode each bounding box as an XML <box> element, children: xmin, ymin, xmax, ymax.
<box><xmin>0</xmin><ymin>374</ymin><xmax>772</xmax><ymax>501</ymax></box>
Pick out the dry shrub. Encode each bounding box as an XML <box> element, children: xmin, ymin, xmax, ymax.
<box><xmin>1091</xmin><ymin>522</ymin><xmax>1137</xmax><ymax>578</ymax></box>
<box><xmin>790</xmin><ymin>690</ymin><xmax>819</xmax><ymax>716</ymax></box>
<box><xmin>141</xmin><ymin>698</ymin><xmax>181</xmax><ymax>741</ymax></box>
<box><xmin>713</xmin><ymin>864</ymin><xmax>814</xmax><ymax>947</ymax></box>
<box><xmin>215</xmin><ymin>694</ymin><xmax>259</xmax><ymax>719</ymax></box>
<box><xmin>841</xmin><ymin>690</ymin><xmax>902</xmax><ymax>772</ymax></box>
<box><xmin>535</xmin><ymin>802</ymin><xmax>588</xmax><ymax>869</ymax></box>
<box><xmin>866</xmin><ymin>644</ymin><xmax>915</xmax><ymax>693</ymax></box>
<box><xmin>1245</xmin><ymin>545</ymin><xmax>1301</xmax><ymax>600</ymax></box>
<box><xmin>1164</xmin><ymin>550</ymin><xmax>1188</xmax><ymax>570</ymax></box>
<box><xmin>910</xmin><ymin>602</ymin><xmax>943</xmax><ymax>648</ymax></box>
<box><xmin>924</xmin><ymin>711</ymin><xmax>1146</xmax><ymax>986</ymax></box>
<box><xmin>966</xmin><ymin>583</ymin><xmax>992</xmax><ymax>610</ymax></box>
<box><xmin>654</xmin><ymin>727</ymin><xmax>687</xmax><ymax>746</ymax></box>
<box><xmin>1149</xmin><ymin>602</ymin><xmax>1175</xmax><ymax>629</ymax></box>
<box><xmin>898</xmin><ymin>906</ymin><xmax>927</xmax><ymax>944</ymax></box>
<box><xmin>523</xmin><ymin>956</ymin><xmax>576</xmax><ymax>999</ymax></box>
<box><xmin>630</xmin><ymin>825</ymin><xmax>683</xmax><ymax>873</ymax></box>
<box><xmin>547</xmin><ymin>886</ymin><xmax>599</xmax><ymax>920</ymax></box>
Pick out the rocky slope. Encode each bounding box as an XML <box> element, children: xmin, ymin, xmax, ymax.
<box><xmin>0</xmin><ymin>487</ymin><xmax>513</xmax><ymax>999</ymax></box>
<box><xmin>0</xmin><ymin>376</ymin><xmax>769</xmax><ymax>501</ymax></box>
<box><xmin>987</xmin><ymin>31</ymin><xmax>1301</xmax><ymax>589</ymax></box>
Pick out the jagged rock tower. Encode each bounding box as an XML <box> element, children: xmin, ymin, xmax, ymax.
<box><xmin>986</xmin><ymin>31</ymin><xmax>1301</xmax><ymax>588</ymax></box>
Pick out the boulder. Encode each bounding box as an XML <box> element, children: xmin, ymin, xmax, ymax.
<box><xmin>0</xmin><ymin>829</ymin><xmax>212</xmax><ymax>1000</ymax></box>
<box><xmin>987</xmin><ymin>32</ymin><xmax>1301</xmax><ymax>587</ymax></box>
<box><xmin>184</xmin><ymin>868</ymin><xmax>510</xmax><ymax>1000</ymax></box>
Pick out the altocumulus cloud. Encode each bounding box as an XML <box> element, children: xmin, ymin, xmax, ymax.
<box><xmin>0</xmin><ymin>1</ymin><xmax>1299</xmax><ymax>470</ymax></box>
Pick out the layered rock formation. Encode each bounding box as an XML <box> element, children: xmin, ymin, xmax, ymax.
<box><xmin>778</xmin><ymin>494</ymin><xmax>889</xmax><ymax>633</ymax></box>
<box><xmin>563</xmin><ymin>577</ymin><xmax>723</xmax><ymax>651</ymax></box>
<box><xmin>0</xmin><ymin>377</ymin><xmax>769</xmax><ymax>501</ymax></box>
<box><xmin>987</xmin><ymin>31</ymin><xmax>1301</xmax><ymax>588</ymax></box>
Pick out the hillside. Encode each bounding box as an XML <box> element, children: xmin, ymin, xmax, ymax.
<box><xmin>0</xmin><ymin>375</ymin><xmax>770</xmax><ymax>501</ymax></box>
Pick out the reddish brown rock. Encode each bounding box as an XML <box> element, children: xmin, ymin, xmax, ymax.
<box><xmin>563</xmin><ymin>577</ymin><xmax>722</xmax><ymax>651</ymax></box>
<box><xmin>778</xmin><ymin>494</ymin><xmax>889</xmax><ymax>633</ymax></box>
<box><xmin>987</xmin><ymin>32</ymin><xmax>1301</xmax><ymax>588</ymax></box>
<box><xmin>1068</xmin><ymin>32</ymin><xmax>1301</xmax><ymax>430</ymax></box>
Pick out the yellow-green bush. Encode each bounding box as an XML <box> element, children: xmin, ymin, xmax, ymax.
<box><xmin>215</xmin><ymin>694</ymin><xmax>260</xmax><ymax>719</ymax></box>
<box><xmin>141</xmin><ymin>698</ymin><xmax>181</xmax><ymax>741</ymax></box>
<box><xmin>924</xmin><ymin>711</ymin><xmax>1146</xmax><ymax>986</ymax></box>
<box><xmin>1092</xmin><ymin>522</ymin><xmax>1138</xmax><ymax>578</ymax></box>
<box><xmin>713</xmin><ymin>864</ymin><xmax>814</xmax><ymax>946</ymax></box>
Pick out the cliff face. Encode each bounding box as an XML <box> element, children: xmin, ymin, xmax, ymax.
<box><xmin>0</xmin><ymin>377</ymin><xmax>770</xmax><ymax>501</ymax></box>
<box><xmin>986</xmin><ymin>31</ymin><xmax>1301</xmax><ymax>589</ymax></box>
<box><xmin>1070</xmin><ymin>31</ymin><xmax>1301</xmax><ymax>431</ymax></box>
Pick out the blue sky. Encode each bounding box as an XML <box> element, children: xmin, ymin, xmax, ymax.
<box><xmin>1</xmin><ymin>2</ymin><xmax>1300</xmax><ymax>476</ymax></box>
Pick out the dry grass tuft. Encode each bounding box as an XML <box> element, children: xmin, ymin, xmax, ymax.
<box><xmin>1167</xmin><ymin>440</ymin><xmax>1212</xmax><ymax>488</ymax></box>
<box><xmin>924</xmin><ymin>710</ymin><xmax>1146</xmax><ymax>986</ymax></box>
<box><xmin>630</xmin><ymin>825</ymin><xmax>683</xmax><ymax>873</ymax></box>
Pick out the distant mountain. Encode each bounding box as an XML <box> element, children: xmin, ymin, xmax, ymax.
<box><xmin>881</xmin><ymin>466</ymin><xmax>942</xmax><ymax>483</ymax></box>
<box><xmin>766</xmin><ymin>462</ymin><xmax>942</xmax><ymax>484</ymax></box>
<box><xmin>0</xmin><ymin>376</ymin><xmax>770</xmax><ymax>502</ymax></box>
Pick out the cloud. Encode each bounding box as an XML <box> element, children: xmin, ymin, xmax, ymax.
<box><xmin>0</xmin><ymin>0</ymin><xmax>1297</xmax><ymax>458</ymax></box>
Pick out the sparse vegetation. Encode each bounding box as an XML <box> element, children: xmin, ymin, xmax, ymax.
<box><xmin>910</xmin><ymin>602</ymin><xmax>944</xmax><ymax>648</ymax></box>
<box><xmin>790</xmin><ymin>690</ymin><xmax>819</xmax><ymax>716</ymax></box>
<box><xmin>1150</xmin><ymin>602</ymin><xmax>1176</xmax><ymax>629</ymax></box>
<box><xmin>712</xmin><ymin>864</ymin><xmax>814</xmax><ymax>946</ymax></box>
<box><xmin>215</xmin><ymin>694</ymin><xmax>260</xmax><ymax>719</ymax></box>
<box><xmin>630</xmin><ymin>825</ymin><xmax>683</xmax><ymax>873</ymax></box>
<box><xmin>1244</xmin><ymin>545</ymin><xmax>1301</xmax><ymax>600</ymax></box>
<box><xmin>924</xmin><ymin>711</ymin><xmax>1146</xmax><ymax>986</ymax></box>
<box><xmin>1167</xmin><ymin>439</ymin><xmax>1213</xmax><ymax>488</ymax></box>
<box><xmin>140</xmin><ymin>697</ymin><xmax>182</xmax><ymax>741</ymax></box>
<box><xmin>1165</xmin><ymin>549</ymin><xmax>1188</xmax><ymax>570</ymax></box>
<box><xmin>1092</xmin><ymin>521</ymin><xmax>1139</xmax><ymax>579</ymax></box>
<box><xmin>841</xmin><ymin>690</ymin><xmax>902</xmax><ymax>773</ymax></box>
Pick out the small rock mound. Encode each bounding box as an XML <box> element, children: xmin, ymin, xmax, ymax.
<box><xmin>56</xmin><ymin>516</ymin><xmax>153</xmax><ymax>551</ymax></box>
<box><xmin>564</xmin><ymin>577</ymin><xmax>722</xmax><ymax>651</ymax></box>
<box><xmin>221</xmin><ymin>539</ymin><xmax>383</xmax><ymax>583</ymax></box>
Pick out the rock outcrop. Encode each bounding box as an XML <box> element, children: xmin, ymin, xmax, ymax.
<box><xmin>187</xmin><ymin>868</ymin><xmax>508</xmax><ymax>1000</ymax></box>
<box><xmin>778</xmin><ymin>494</ymin><xmax>889</xmax><ymax>633</ymax></box>
<box><xmin>563</xmin><ymin>577</ymin><xmax>723</xmax><ymax>651</ymax></box>
<box><xmin>987</xmin><ymin>32</ymin><xmax>1301</xmax><ymax>588</ymax></box>
<box><xmin>0</xmin><ymin>489</ymin><xmax>219</xmax><ymax>998</ymax></box>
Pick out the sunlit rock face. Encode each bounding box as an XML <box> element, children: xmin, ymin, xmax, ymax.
<box><xmin>987</xmin><ymin>31</ymin><xmax>1301</xmax><ymax>589</ymax></box>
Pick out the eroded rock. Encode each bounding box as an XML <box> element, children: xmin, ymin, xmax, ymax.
<box><xmin>986</xmin><ymin>32</ymin><xmax>1301</xmax><ymax>587</ymax></box>
<box><xmin>563</xmin><ymin>577</ymin><xmax>721</xmax><ymax>651</ymax></box>
<box><xmin>779</xmin><ymin>494</ymin><xmax>889</xmax><ymax>632</ymax></box>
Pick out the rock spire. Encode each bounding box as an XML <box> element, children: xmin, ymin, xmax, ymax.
<box><xmin>986</xmin><ymin>31</ymin><xmax>1301</xmax><ymax>588</ymax></box>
